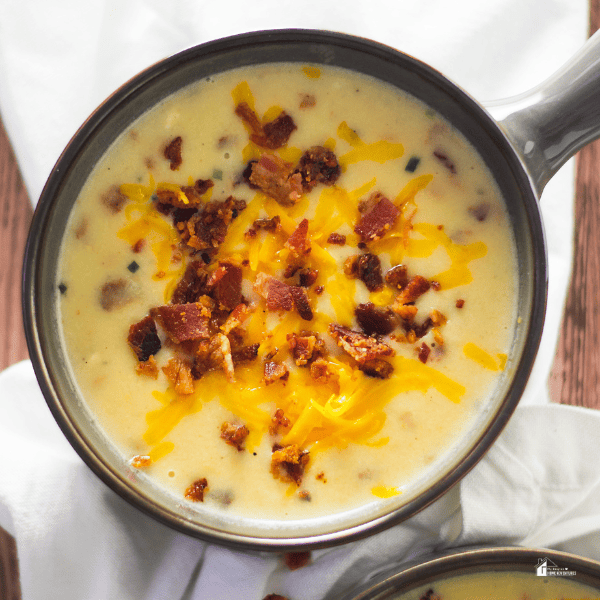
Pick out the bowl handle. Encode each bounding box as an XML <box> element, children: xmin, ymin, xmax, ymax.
<box><xmin>485</xmin><ymin>29</ymin><xmax>600</xmax><ymax>196</ymax></box>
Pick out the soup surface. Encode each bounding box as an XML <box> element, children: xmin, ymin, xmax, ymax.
<box><xmin>393</xmin><ymin>569</ymin><xmax>600</xmax><ymax>600</ymax></box>
<box><xmin>58</xmin><ymin>63</ymin><xmax>517</xmax><ymax>521</ymax></box>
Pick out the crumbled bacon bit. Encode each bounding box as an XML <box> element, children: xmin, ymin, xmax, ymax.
<box><xmin>287</xmin><ymin>332</ymin><xmax>317</xmax><ymax>365</ymax></box>
<box><xmin>162</xmin><ymin>358</ymin><xmax>195</xmax><ymax>395</ymax></box>
<box><xmin>359</xmin><ymin>358</ymin><xmax>394</xmax><ymax>379</ymax></box>
<box><xmin>285</xmin><ymin>218</ymin><xmax>311</xmax><ymax>257</ymax></box>
<box><xmin>231</xmin><ymin>343</ymin><xmax>260</xmax><ymax>365</ymax></box>
<box><xmin>327</xmin><ymin>232</ymin><xmax>346</xmax><ymax>245</ymax></box>
<box><xmin>254</xmin><ymin>273</ymin><xmax>294</xmax><ymax>311</ymax></box>
<box><xmin>221</xmin><ymin>303</ymin><xmax>251</xmax><ymax>334</ymax></box>
<box><xmin>206</xmin><ymin>262</ymin><xmax>243</xmax><ymax>311</ymax></box>
<box><xmin>249</xmin><ymin>153</ymin><xmax>303</xmax><ymax>206</ymax></box>
<box><xmin>355</xmin><ymin>303</ymin><xmax>398</xmax><ymax>336</ymax></box>
<box><xmin>297</xmin><ymin>267</ymin><xmax>319</xmax><ymax>288</ymax></box>
<box><xmin>271</xmin><ymin>444</ymin><xmax>309</xmax><ymax>485</ymax></box>
<box><xmin>456</xmin><ymin>299</ymin><xmax>465</xmax><ymax>308</ymax></box>
<box><xmin>343</xmin><ymin>255</ymin><xmax>359</xmax><ymax>279</ymax></box>
<box><xmin>356</xmin><ymin>253</ymin><xmax>384</xmax><ymax>292</ymax></box>
<box><xmin>135</xmin><ymin>355</ymin><xmax>159</xmax><ymax>379</ymax></box>
<box><xmin>100</xmin><ymin>279</ymin><xmax>134</xmax><ymax>311</ymax></box>
<box><xmin>418</xmin><ymin>343</ymin><xmax>431</xmax><ymax>364</ymax></box>
<box><xmin>151</xmin><ymin>303</ymin><xmax>211</xmax><ymax>343</ymax></box>
<box><xmin>128</xmin><ymin>315</ymin><xmax>162</xmax><ymax>361</ymax></box>
<box><xmin>404</xmin><ymin>316</ymin><xmax>433</xmax><ymax>340</ymax></box>
<box><xmin>164</xmin><ymin>136</ymin><xmax>183</xmax><ymax>171</ymax></box>
<box><xmin>309</xmin><ymin>358</ymin><xmax>332</xmax><ymax>383</ymax></box>
<box><xmin>290</xmin><ymin>286</ymin><xmax>313</xmax><ymax>321</ymax></box>
<box><xmin>328</xmin><ymin>324</ymin><xmax>394</xmax><ymax>364</ymax></box>
<box><xmin>395</xmin><ymin>304</ymin><xmax>418</xmax><ymax>322</ymax></box>
<box><xmin>269</xmin><ymin>408</ymin><xmax>291</xmax><ymax>435</ymax></box>
<box><xmin>385</xmin><ymin>264</ymin><xmax>409</xmax><ymax>290</ymax></box>
<box><xmin>220</xmin><ymin>422</ymin><xmax>249</xmax><ymax>451</ymax></box>
<box><xmin>430</xmin><ymin>309</ymin><xmax>447</xmax><ymax>326</ymax></box>
<box><xmin>102</xmin><ymin>185</ymin><xmax>128</xmax><ymax>214</ymax></box>
<box><xmin>433</xmin><ymin>149</ymin><xmax>456</xmax><ymax>174</ymax></box>
<box><xmin>394</xmin><ymin>275</ymin><xmax>431</xmax><ymax>306</ymax></box>
<box><xmin>295</xmin><ymin>146</ymin><xmax>341</xmax><ymax>191</ymax></box>
<box><xmin>194</xmin><ymin>178</ymin><xmax>214</xmax><ymax>196</ymax></box>
<box><xmin>171</xmin><ymin>261</ymin><xmax>209</xmax><ymax>304</ymax></box>
<box><xmin>250</xmin><ymin>215</ymin><xmax>281</xmax><ymax>234</ymax></box>
<box><xmin>431</xmin><ymin>280</ymin><xmax>441</xmax><ymax>291</ymax></box>
<box><xmin>264</xmin><ymin>361</ymin><xmax>290</xmax><ymax>385</ymax></box>
<box><xmin>433</xmin><ymin>327</ymin><xmax>444</xmax><ymax>346</ymax></box>
<box><xmin>179</xmin><ymin>197</ymin><xmax>246</xmax><ymax>256</ymax></box>
<box><xmin>314</xmin><ymin>285</ymin><xmax>324</xmax><ymax>295</ymax></box>
<box><xmin>284</xmin><ymin>551</ymin><xmax>311</xmax><ymax>570</ymax></box>
<box><xmin>235</xmin><ymin>102</ymin><xmax>297</xmax><ymax>149</ymax></box>
<box><xmin>184</xmin><ymin>478</ymin><xmax>208</xmax><ymax>502</ymax></box>
<box><xmin>131</xmin><ymin>455</ymin><xmax>152</xmax><ymax>468</ymax></box>
<box><xmin>132</xmin><ymin>238</ymin><xmax>145</xmax><ymax>253</ymax></box>
<box><xmin>354</xmin><ymin>193</ymin><xmax>400</xmax><ymax>242</ymax></box>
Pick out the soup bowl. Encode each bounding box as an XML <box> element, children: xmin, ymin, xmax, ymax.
<box><xmin>21</xmin><ymin>29</ymin><xmax>600</xmax><ymax>550</ymax></box>
<box><xmin>332</xmin><ymin>546</ymin><xmax>600</xmax><ymax>599</ymax></box>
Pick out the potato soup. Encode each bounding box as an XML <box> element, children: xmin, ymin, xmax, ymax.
<box><xmin>393</xmin><ymin>570</ymin><xmax>600</xmax><ymax>600</ymax></box>
<box><xmin>58</xmin><ymin>63</ymin><xmax>517</xmax><ymax>521</ymax></box>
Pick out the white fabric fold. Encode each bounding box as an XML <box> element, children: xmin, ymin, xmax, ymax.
<box><xmin>0</xmin><ymin>0</ymin><xmax>596</xmax><ymax>598</ymax></box>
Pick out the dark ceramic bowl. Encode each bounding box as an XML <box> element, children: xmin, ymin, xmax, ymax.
<box><xmin>22</xmin><ymin>29</ymin><xmax>600</xmax><ymax>550</ymax></box>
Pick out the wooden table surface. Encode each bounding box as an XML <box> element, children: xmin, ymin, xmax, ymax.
<box><xmin>2</xmin><ymin>16</ymin><xmax>600</xmax><ymax>597</ymax></box>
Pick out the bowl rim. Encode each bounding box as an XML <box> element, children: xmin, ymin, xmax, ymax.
<box><xmin>22</xmin><ymin>28</ymin><xmax>548</xmax><ymax>550</ymax></box>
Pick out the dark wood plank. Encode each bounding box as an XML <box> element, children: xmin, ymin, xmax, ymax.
<box><xmin>548</xmin><ymin>4</ymin><xmax>600</xmax><ymax>409</ymax></box>
<box><xmin>0</xmin><ymin>113</ymin><xmax>26</xmax><ymax>600</ymax></box>
<box><xmin>0</xmin><ymin>117</ymin><xmax>32</xmax><ymax>372</ymax></box>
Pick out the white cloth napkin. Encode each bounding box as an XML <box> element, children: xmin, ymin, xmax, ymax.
<box><xmin>1</xmin><ymin>1</ymin><xmax>598</xmax><ymax>599</ymax></box>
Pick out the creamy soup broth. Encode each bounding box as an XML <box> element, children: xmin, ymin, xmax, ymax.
<box><xmin>58</xmin><ymin>63</ymin><xmax>517</xmax><ymax>520</ymax></box>
<box><xmin>394</xmin><ymin>570</ymin><xmax>600</xmax><ymax>600</ymax></box>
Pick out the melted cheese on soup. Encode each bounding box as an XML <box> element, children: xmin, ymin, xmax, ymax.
<box><xmin>58</xmin><ymin>63</ymin><xmax>517</xmax><ymax>520</ymax></box>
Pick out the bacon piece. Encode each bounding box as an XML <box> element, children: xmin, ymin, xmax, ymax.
<box><xmin>284</xmin><ymin>218</ymin><xmax>311</xmax><ymax>257</ymax></box>
<box><xmin>254</xmin><ymin>273</ymin><xmax>294</xmax><ymax>311</ymax></box>
<box><xmin>162</xmin><ymin>357</ymin><xmax>195</xmax><ymax>395</ymax></box>
<box><xmin>327</xmin><ymin>232</ymin><xmax>346</xmax><ymax>246</ymax></box>
<box><xmin>403</xmin><ymin>316</ymin><xmax>433</xmax><ymax>340</ymax></box>
<box><xmin>151</xmin><ymin>303</ymin><xmax>211</xmax><ymax>343</ymax></box>
<box><xmin>295</xmin><ymin>146</ymin><xmax>340</xmax><ymax>191</ymax></box>
<box><xmin>179</xmin><ymin>196</ymin><xmax>246</xmax><ymax>256</ymax></box>
<box><xmin>287</xmin><ymin>332</ymin><xmax>318</xmax><ymax>366</ymax></box>
<box><xmin>102</xmin><ymin>185</ymin><xmax>128</xmax><ymax>214</ymax></box>
<box><xmin>231</xmin><ymin>343</ymin><xmax>260</xmax><ymax>365</ymax></box>
<box><xmin>456</xmin><ymin>299</ymin><xmax>465</xmax><ymax>309</ymax></box>
<box><xmin>100</xmin><ymin>279</ymin><xmax>134</xmax><ymax>311</ymax></box>
<box><xmin>235</xmin><ymin>102</ymin><xmax>297</xmax><ymax>149</ymax></box>
<box><xmin>221</xmin><ymin>303</ymin><xmax>252</xmax><ymax>334</ymax></box>
<box><xmin>394</xmin><ymin>275</ymin><xmax>431</xmax><ymax>306</ymax></box>
<box><xmin>395</xmin><ymin>304</ymin><xmax>418</xmax><ymax>322</ymax></box>
<box><xmin>433</xmin><ymin>148</ymin><xmax>456</xmax><ymax>174</ymax></box>
<box><xmin>357</xmin><ymin>253</ymin><xmax>384</xmax><ymax>292</ymax></box>
<box><xmin>355</xmin><ymin>303</ymin><xmax>398</xmax><ymax>336</ymax></box>
<box><xmin>264</xmin><ymin>361</ymin><xmax>290</xmax><ymax>385</ymax></box>
<box><xmin>220</xmin><ymin>422</ymin><xmax>249</xmax><ymax>451</ymax></box>
<box><xmin>328</xmin><ymin>324</ymin><xmax>394</xmax><ymax>364</ymax></box>
<box><xmin>206</xmin><ymin>262</ymin><xmax>243</xmax><ymax>311</ymax></box>
<box><xmin>418</xmin><ymin>342</ymin><xmax>431</xmax><ymax>364</ymax></box>
<box><xmin>385</xmin><ymin>264</ymin><xmax>409</xmax><ymax>290</ymax></box>
<box><xmin>171</xmin><ymin>261</ymin><xmax>209</xmax><ymax>304</ymax></box>
<box><xmin>128</xmin><ymin>315</ymin><xmax>162</xmax><ymax>361</ymax></box>
<box><xmin>269</xmin><ymin>408</ymin><xmax>291</xmax><ymax>435</ymax></box>
<box><xmin>290</xmin><ymin>286</ymin><xmax>313</xmax><ymax>321</ymax></box>
<box><xmin>185</xmin><ymin>478</ymin><xmax>208</xmax><ymax>502</ymax></box>
<box><xmin>135</xmin><ymin>355</ymin><xmax>159</xmax><ymax>379</ymax></box>
<box><xmin>271</xmin><ymin>444</ymin><xmax>309</xmax><ymax>485</ymax></box>
<box><xmin>354</xmin><ymin>193</ymin><xmax>400</xmax><ymax>242</ymax></box>
<box><xmin>164</xmin><ymin>136</ymin><xmax>183</xmax><ymax>170</ymax></box>
<box><xmin>246</xmin><ymin>215</ymin><xmax>281</xmax><ymax>238</ymax></box>
<box><xmin>249</xmin><ymin>154</ymin><xmax>303</xmax><ymax>206</ymax></box>
<box><xmin>359</xmin><ymin>358</ymin><xmax>394</xmax><ymax>379</ymax></box>
<box><xmin>193</xmin><ymin>333</ymin><xmax>235</xmax><ymax>382</ymax></box>
<box><xmin>309</xmin><ymin>358</ymin><xmax>332</xmax><ymax>383</ymax></box>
